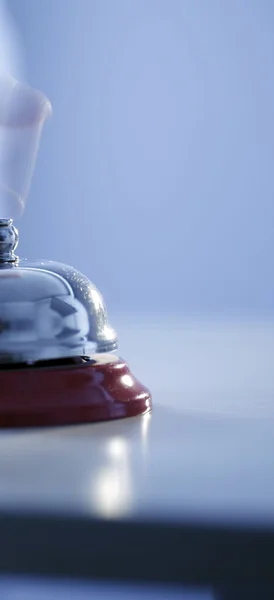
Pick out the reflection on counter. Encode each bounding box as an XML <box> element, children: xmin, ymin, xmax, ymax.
<box><xmin>91</xmin><ymin>435</ymin><xmax>132</xmax><ymax>518</ymax></box>
<box><xmin>90</xmin><ymin>413</ymin><xmax>151</xmax><ymax>518</ymax></box>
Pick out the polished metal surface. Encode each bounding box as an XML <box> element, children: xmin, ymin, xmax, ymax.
<box><xmin>0</xmin><ymin>220</ymin><xmax>117</xmax><ymax>363</ymax></box>
<box><xmin>0</xmin><ymin>219</ymin><xmax>18</xmax><ymax>263</ymax></box>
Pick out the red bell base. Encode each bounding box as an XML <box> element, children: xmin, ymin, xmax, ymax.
<box><xmin>0</xmin><ymin>354</ymin><xmax>152</xmax><ymax>427</ymax></box>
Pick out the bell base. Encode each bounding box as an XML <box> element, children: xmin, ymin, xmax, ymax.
<box><xmin>0</xmin><ymin>354</ymin><xmax>152</xmax><ymax>428</ymax></box>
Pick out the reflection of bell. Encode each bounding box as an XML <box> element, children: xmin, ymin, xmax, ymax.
<box><xmin>0</xmin><ymin>76</ymin><xmax>152</xmax><ymax>427</ymax></box>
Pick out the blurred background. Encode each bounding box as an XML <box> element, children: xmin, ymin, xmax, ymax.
<box><xmin>0</xmin><ymin>6</ymin><xmax>274</xmax><ymax>597</ymax></box>
<box><xmin>2</xmin><ymin>0</ymin><xmax>274</xmax><ymax>318</ymax></box>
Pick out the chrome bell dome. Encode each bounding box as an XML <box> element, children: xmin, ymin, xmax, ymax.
<box><xmin>0</xmin><ymin>75</ymin><xmax>117</xmax><ymax>365</ymax></box>
<box><xmin>0</xmin><ymin>219</ymin><xmax>118</xmax><ymax>364</ymax></box>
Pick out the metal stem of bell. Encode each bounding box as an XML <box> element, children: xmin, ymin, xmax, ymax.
<box><xmin>0</xmin><ymin>219</ymin><xmax>19</xmax><ymax>264</ymax></box>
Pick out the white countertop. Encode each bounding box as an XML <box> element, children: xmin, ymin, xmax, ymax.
<box><xmin>1</xmin><ymin>316</ymin><xmax>274</xmax><ymax>528</ymax></box>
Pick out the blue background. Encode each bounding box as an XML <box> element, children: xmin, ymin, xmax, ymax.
<box><xmin>4</xmin><ymin>0</ymin><xmax>274</xmax><ymax>316</ymax></box>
